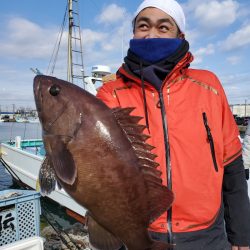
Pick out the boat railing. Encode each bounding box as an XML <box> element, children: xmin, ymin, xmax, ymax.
<box><xmin>2</xmin><ymin>138</ymin><xmax>45</xmax><ymax>156</ymax></box>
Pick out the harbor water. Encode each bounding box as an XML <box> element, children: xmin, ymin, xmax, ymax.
<box><xmin>0</xmin><ymin>122</ymin><xmax>42</xmax><ymax>191</ymax></box>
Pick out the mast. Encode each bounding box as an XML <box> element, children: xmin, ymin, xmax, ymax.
<box><xmin>67</xmin><ymin>0</ymin><xmax>85</xmax><ymax>86</ymax></box>
<box><xmin>67</xmin><ymin>0</ymin><xmax>73</xmax><ymax>82</ymax></box>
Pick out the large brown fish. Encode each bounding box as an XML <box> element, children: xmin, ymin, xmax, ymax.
<box><xmin>34</xmin><ymin>75</ymin><xmax>174</xmax><ymax>250</ymax></box>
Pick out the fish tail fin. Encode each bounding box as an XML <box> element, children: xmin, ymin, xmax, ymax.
<box><xmin>149</xmin><ymin>241</ymin><xmax>173</xmax><ymax>250</ymax></box>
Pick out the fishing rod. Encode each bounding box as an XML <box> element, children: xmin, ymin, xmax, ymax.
<box><xmin>41</xmin><ymin>200</ymin><xmax>85</xmax><ymax>250</ymax></box>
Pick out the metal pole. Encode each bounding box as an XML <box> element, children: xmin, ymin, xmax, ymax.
<box><xmin>67</xmin><ymin>0</ymin><xmax>73</xmax><ymax>83</ymax></box>
<box><xmin>245</xmin><ymin>99</ymin><xmax>247</xmax><ymax>117</ymax></box>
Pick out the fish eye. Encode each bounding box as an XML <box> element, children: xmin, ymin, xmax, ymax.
<box><xmin>49</xmin><ymin>84</ymin><xmax>61</xmax><ymax>96</ymax></box>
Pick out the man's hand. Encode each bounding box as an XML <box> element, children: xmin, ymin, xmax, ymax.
<box><xmin>232</xmin><ymin>246</ymin><xmax>250</xmax><ymax>250</ymax></box>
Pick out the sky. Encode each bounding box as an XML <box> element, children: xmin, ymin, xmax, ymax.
<box><xmin>0</xmin><ymin>0</ymin><xmax>250</xmax><ymax>111</ymax></box>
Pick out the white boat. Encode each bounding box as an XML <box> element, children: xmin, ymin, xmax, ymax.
<box><xmin>26</xmin><ymin>117</ymin><xmax>40</xmax><ymax>123</ymax></box>
<box><xmin>0</xmin><ymin>138</ymin><xmax>87</xmax><ymax>218</ymax></box>
<box><xmin>15</xmin><ymin>117</ymin><xmax>29</xmax><ymax>123</ymax></box>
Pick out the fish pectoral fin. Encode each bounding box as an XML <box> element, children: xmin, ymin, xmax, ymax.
<box><xmin>87</xmin><ymin>213</ymin><xmax>124</xmax><ymax>250</ymax></box>
<box><xmin>39</xmin><ymin>155</ymin><xmax>57</xmax><ymax>195</ymax></box>
<box><xmin>49</xmin><ymin>137</ymin><xmax>77</xmax><ymax>185</ymax></box>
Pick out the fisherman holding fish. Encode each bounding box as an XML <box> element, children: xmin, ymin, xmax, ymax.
<box><xmin>34</xmin><ymin>0</ymin><xmax>250</xmax><ymax>249</ymax></box>
<box><xmin>96</xmin><ymin>0</ymin><xmax>250</xmax><ymax>249</ymax></box>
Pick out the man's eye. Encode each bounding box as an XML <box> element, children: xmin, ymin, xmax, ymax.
<box><xmin>159</xmin><ymin>26</ymin><xmax>169</xmax><ymax>32</ymax></box>
<box><xmin>138</xmin><ymin>23</ymin><xmax>148</xmax><ymax>30</ymax></box>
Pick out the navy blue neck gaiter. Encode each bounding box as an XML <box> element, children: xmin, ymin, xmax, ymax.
<box><xmin>129</xmin><ymin>38</ymin><xmax>183</xmax><ymax>63</ymax></box>
<box><xmin>124</xmin><ymin>38</ymin><xmax>189</xmax><ymax>90</ymax></box>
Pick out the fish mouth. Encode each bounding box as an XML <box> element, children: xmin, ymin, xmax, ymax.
<box><xmin>34</xmin><ymin>79</ymin><xmax>43</xmax><ymax>113</ymax></box>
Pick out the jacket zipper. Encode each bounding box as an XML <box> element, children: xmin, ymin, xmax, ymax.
<box><xmin>159</xmin><ymin>90</ymin><xmax>173</xmax><ymax>244</ymax></box>
<box><xmin>202</xmin><ymin>112</ymin><xmax>218</xmax><ymax>172</ymax></box>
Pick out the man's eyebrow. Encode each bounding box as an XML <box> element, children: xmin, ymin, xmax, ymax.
<box><xmin>136</xmin><ymin>16</ymin><xmax>175</xmax><ymax>26</ymax></box>
<box><xmin>157</xmin><ymin>18</ymin><xmax>175</xmax><ymax>26</ymax></box>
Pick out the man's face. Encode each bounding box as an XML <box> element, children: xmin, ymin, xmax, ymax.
<box><xmin>133</xmin><ymin>7</ymin><xmax>183</xmax><ymax>39</ymax></box>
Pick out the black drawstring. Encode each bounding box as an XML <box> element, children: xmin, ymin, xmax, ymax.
<box><xmin>139</xmin><ymin>60</ymin><xmax>150</xmax><ymax>133</ymax></box>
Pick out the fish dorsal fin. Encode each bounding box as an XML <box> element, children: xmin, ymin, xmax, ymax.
<box><xmin>112</xmin><ymin>107</ymin><xmax>174</xmax><ymax>223</ymax></box>
<box><xmin>112</xmin><ymin>107</ymin><xmax>143</xmax><ymax>125</ymax></box>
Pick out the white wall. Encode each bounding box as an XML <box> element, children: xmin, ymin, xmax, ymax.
<box><xmin>230</xmin><ymin>104</ymin><xmax>250</xmax><ymax>117</ymax></box>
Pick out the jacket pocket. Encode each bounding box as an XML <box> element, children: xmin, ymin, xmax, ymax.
<box><xmin>202</xmin><ymin>112</ymin><xmax>218</xmax><ymax>172</ymax></box>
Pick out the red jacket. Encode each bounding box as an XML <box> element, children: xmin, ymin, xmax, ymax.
<box><xmin>97</xmin><ymin>52</ymin><xmax>242</xmax><ymax>233</ymax></box>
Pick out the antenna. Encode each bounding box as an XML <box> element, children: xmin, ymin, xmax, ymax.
<box><xmin>30</xmin><ymin>68</ymin><xmax>43</xmax><ymax>75</ymax></box>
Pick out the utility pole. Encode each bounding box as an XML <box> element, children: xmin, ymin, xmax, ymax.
<box><xmin>245</xmin><ymin>99</ymin><xmax>247</xmax><ymax>117</ymax></box>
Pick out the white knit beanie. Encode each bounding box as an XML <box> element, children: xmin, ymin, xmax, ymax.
<box><xmin>133</xmin><ymin>0</ymin><xmax>186</xmax><ymax>34</ymax></box>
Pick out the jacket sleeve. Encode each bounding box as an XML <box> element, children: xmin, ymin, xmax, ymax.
<box><xmin>96</xmin><ymin>82</ymin><xmax>120</xmax><ymax>108</ymax></box>
<box><xmin>223</xmin><ymin>155</ymin><xmax>250</xmax><ymax>246</ymax></box>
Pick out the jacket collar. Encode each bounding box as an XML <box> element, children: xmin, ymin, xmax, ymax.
<box><xmin>118</xmin><ymin>52</ymin><xmax>193</xmax><ymax>90</ymax></box>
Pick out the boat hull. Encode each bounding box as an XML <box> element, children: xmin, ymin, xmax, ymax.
<box><xmin>0</xmin><ymin>141</ymin><xmax>86</xmax><ymax>217</ymax></box>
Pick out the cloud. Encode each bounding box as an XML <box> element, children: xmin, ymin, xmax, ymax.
<box><xmin>223</xmin><ymin>24</ymin><xmax>250</xmax><ymax>50</ymax></box>
<box><xmin>82</xmin><ymin>29</ymin><xmax>107</xmax><ymax>48</ymax></box>
<box><xmin>194</xmin><ymin>0</ymin><xmax>239</xmax><ymax>30</ymax></box>
<box><xmin>0</xmin><ymin>66</ymin><xmax>36</xmax><ymax>108</ymax></box>
<box><xmin>226</xmin><ymin>55</ymin><xmax>241</xmax><ymax>65</ymax></box>
<box><xmin>220</xmin><ymin>72</ymin><xmax>250</xmax><ymax>104</ymax></box>
<box><xmin>192</xmin><ymin>44</ymin><xmax>215</xmax><ymax>64</ymax></box>
<box><xmin>0</xmin><ymin>17</ymin><xmax>59</xmax><ymax>60</ymax></box>
<box><xmin>97</xmin><ymin>4</ymin><xmax>126</xmax><ymax>24</ymax></box>
<box><xmin>81</xmin><ymin>14</ymin><xmax>132</xmax><ymax>72</ymax></box>
<box><xmin>185</xmin><ymin>29</ymin><xmax>200</xmax><ymax>45</ymax></box>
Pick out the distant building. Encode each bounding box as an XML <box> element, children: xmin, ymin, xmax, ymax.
<box><xmin>230</xmin><ymin>104</ymin><xmax>250</xmax><ymax>117</ymax></box>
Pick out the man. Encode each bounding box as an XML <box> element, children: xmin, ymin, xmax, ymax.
<box><xmin>97</xmin><ymin>0</ymin><xmax>250</xmax><ymax>249</ymax></box>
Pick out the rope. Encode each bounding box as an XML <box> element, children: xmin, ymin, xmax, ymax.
<box><xmin>0</xmin><ymin>157</ymin><xmax>29</xmax><ymax>190</ymax></box>
<box><xmin>41</xmin><ymin>200</ymin><xmax>83</xmax><ymax>250</ymax></box>
<box><xmin>47</xmin><ymin>3</ymin><xmax>68</xmax><ymax>75</ymax></box>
